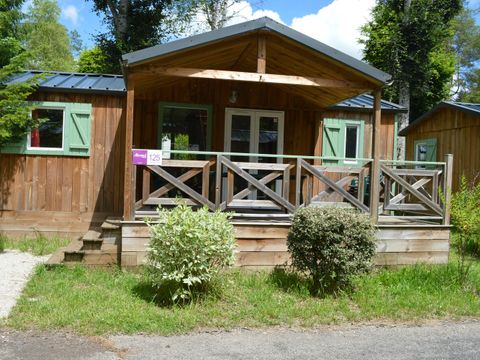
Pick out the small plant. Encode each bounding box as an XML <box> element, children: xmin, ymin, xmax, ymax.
<box><xmin>146</xmin><ymin>203</ymin><xmax>236</xmax><ymax>302</ymax></box>
<box><xmin>287</xmin><ymin>207</ymin><xmax>376</xmax><ymax>296</ymax></box>
<box><xmin>445</xmin><ymin>176</ymin><xmax>480</xmax><ymax>283</ymax></box>
<box><xmin>0</xmin><ymin>233</ymin><xmax>5</xmax><ymax>252</ymax></box>
<box><xmin>174</xmin><ymin>133</ymin><xmax>194</xmax><ymax>160</ymax></box>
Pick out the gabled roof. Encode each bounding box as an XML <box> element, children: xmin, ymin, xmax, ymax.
<box><xmin>122</xmin><ymin>17</ymin><xmax>391</xmax><ymax>84</ymax></box>
<box><xmin>6</xmin><ymin>70</ymin><xmax>126</xmax><ymax>95</ymax></box>
<box><xmin>7</xmin><ymin>71</ymin><xmax>407</xmax><ymax>113</ymax></box>
<box><xmin>399</xmin><ymin>101</ymin><xmax>480</xmax><ymax>136</ymax></box>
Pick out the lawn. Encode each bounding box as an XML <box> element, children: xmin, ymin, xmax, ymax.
<box><xmin>5</xmin><ymin>258</ymin><xmax>480</xmax><ymax>335</ymax></box>
<box><xmin>0</xmin><ymin>233</ymin><xmax>70</xmax><ymax>256</ymax></box>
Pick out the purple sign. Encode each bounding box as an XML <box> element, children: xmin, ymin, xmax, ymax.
<box><xmin>132</xmin><ymin>149</ymin><xmax>148</xmax><ymax>165</ymax></box>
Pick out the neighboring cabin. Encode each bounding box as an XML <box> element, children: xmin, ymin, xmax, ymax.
<box><xmin>400</xmin><ymin>101</ymin><xmax>480</xmax><ymax>192</ymax></box>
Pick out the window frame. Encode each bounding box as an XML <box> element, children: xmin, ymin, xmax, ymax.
<box><xmin>26</xmin><ymin>106</ymin><xmax>66</xmax><ymax>152</ymax></box>
<box><xmin>1</xmin><ymin>100</ymin><xmax>93</xmax><ymax>157</ymax></box>
<box><xmin>157</xmin><ymin>102</ymin><xmax>213</xmax><ymax>151</ymax></box>
<box><xmin>343</xmin><ymin>123</ymin><xmax>361</xmax><ymax>164</ymax></box>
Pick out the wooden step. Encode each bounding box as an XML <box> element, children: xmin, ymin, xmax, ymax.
<box><xmin>81</xmin><ymin>230</ymin><xmax>103</xmax><ymax>250</ymax></box>
<box><xmin>63</xmin><ymin>239</ymin><xmax>85</xmax><ymax>262</ymax></box>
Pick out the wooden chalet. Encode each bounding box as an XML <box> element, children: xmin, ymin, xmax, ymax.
<box><xmin>400</xmin><ymin>101</ymin><xmax>480</xmax><ymax>192</ymax></box>
<box><xmin>0</xmin><ymin>18</ymin><xmax>453</xmax><ymax>267</ymax></box>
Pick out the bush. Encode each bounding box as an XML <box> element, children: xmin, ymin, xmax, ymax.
<box><xmin>447</xmin><ymin>176</ymin><xmax>480</xmax><ymax>282</ymax></box>
<box><xmin>146</xmin><ymin>204</ymin><xmax>236</xmax><ymax>302</ymax></box>
<box><xmin>287</xmin><ymin>207</ymin><xmax>376</xmax><ymax>295</ymax></box>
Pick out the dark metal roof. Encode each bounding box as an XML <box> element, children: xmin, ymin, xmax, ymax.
<box><xmin>122</xmin><ymin>17</ymin><xmax>391</xmax><ymax>84</ymax></box>
<box><xmin>331</xmin><ymin>94</ymin><xmax>407</xmax><ymax>113</ymax></box>
<box><xmin>399</xmin><ymin>101</ymin><xmax>480</xmax><ymax>136</ymax></box>
<box><xmin>7</xmin><ymin>70</ymin><xmax>126</xmax><ymax>95</ymax></box>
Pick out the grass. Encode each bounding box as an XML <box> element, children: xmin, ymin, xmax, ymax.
<box><xmin>5</xmin><ymin>258</ymin><xmax>480</xmax><ymax>336</ymax></box>
<box><xmin>0</xmin><ymin>233</ymin><xmax>70</xmax><ymax>256</ymax></box>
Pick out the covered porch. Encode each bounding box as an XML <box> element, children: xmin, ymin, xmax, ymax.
<box><xmin>118</xmin><ymin>18</ymin><xmax>452</xmax><ymax>267</ymax></box>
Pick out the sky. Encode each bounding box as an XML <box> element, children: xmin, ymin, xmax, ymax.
<box><xmin>53</xmin><ymin>0</ymin><xmax>480</xmax><ymax>60</ymax></box>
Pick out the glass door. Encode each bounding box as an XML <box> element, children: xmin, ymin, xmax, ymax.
<box><xmin>224</xmin><ymin>108</ymin><xmax>284</xmax><ymax>200</ymax></box>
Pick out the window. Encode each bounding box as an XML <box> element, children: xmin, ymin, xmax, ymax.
<box><xmin>344</xmin><ymin>124</ymin><xmax>359</xmax><ymax>162</ymax></box>
<box><xmin>323</xmin><ymin>119</ymin><xmax>364</xmax><ymax>165</ymax></box>
<box><xmin>28</xmin><ymin>108</ymin><xmax>64</xmax><ymax>150</ymax></box>
<box><xmin>158</xmin><ymin>103</ymin><xmax>212</xmax><ymax>157</ymax></box>
<box><xmin>1</xmin><ymin>101</ymin><xmax>92</xmax><ymax>157</ymax></box>
<box><xmin>414</xmin><ymin>138</ymin><xmax>437</xmax><ymax>169</ymax></box>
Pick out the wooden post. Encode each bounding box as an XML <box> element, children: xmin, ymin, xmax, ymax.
<box><xmin>123</xmin><ymin>76</ymin><xmax>135</xmax><ymax>220</ymax></box>
<box><xmin>369</xmin><ymin>89</ymin><xmax>382</xmax><ymax>223</ymax></box>
<box><xmin>257</xmin><ymin>34</ymin><xmax>266</xmax><ymax>74</ymax></box>
<box><xmin>443</xmin><ymin>153</ymin><xmax>453</xmax><ymax>225</ymax></box>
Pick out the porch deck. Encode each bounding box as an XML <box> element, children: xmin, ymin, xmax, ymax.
<box><xmin>119</xmin><ymin>150</ymin><xmax>453</xmax><ymax>267</ymax></box>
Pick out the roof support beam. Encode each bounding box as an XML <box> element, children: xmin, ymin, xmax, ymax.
<box><xmin>257</xmin><ymin>34</ymin><xmax>266</xmax><ymax>73</ymax></box>
<box><xmin>136</xmin><ymin>67</ymin><xmax>369</xmax><ymax>89</ymax></box>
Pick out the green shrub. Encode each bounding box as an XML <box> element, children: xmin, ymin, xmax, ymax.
<box><xmin>287</xmin><ymin>207</ymin><xmax>376</xmax><ymax>295</ymax></box>
<box><xmin>447</xmin><ymin>176</ymin><xmax>480</xmax><ymax>282</ymax></box>
<box><xmin>146</xmin><ymin>204</ymin><xmax>236</xmax><ymax>302</ymax></box>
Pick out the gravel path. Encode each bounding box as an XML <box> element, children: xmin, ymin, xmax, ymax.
<box><xmin>0</xmin><ymin>250</ymin><xmax>49</xmax><ymax>318</ymax></box>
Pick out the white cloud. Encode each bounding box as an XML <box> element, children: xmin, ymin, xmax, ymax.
<box><xmin>290</xmin><ymin>0</ymin><xmax>376</xmax><ymax>59</ymax></box>
<box><xmin>225</xmin><ymin>1</ymin><xmax>284</xmax><ymax>25</ymax></box>
<box><xmin>62</xmin><ymin>5</ymin><xmax>79</xmax><ymax>26</ymax></box>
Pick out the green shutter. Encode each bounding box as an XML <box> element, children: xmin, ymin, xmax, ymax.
<box><xmin>65</xmin><ymin>103</ymin><xmax>92</xmax><ymax>156</ymax></box>
<box><xmin>322</xmin><ymin>119</ymin><xmax>342</xmax><ymax>165</ymax></box>
<box><xmin>322</xmin><ymin>118</ymin><xmax>364</xmax><ymax>166</ymax></box>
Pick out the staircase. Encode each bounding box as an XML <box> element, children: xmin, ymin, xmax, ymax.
<box><xmin>47</xmin><ymin>218</ymin><xmax>122</xmax><ymax>267</ymax></box>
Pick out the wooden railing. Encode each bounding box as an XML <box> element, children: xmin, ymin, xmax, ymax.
<box><xmin>130</xmin><ymin>151</ymin><xmax>453</xmax><ymax>225</ymax></box>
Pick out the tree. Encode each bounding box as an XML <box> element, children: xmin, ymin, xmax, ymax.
<box><xmin>77</xmin><ymin>47</ymin><xmax>110</xmax><ymax>73</ymax></box>
<box><xmin>458</xmin><ymin>68</ymin><xmax>480</xmax><ymax>102</ymax></box>
<box><xmin>0</xmin><ymin>0</ymin><xmax>25</xmax><ymax>68</ymax></box>
<box><xmin>88</xmin><ymin>0</ymin><xmax>179</xmax><ymax>74</ymax></box>
<box><xmin>452</xmin><ymin>7</ymin><xmax>480</xmax><ymax>101</ymax></box>
<box><xmin>23</xmin><ymin>0</ymin><xmax>75</xmax><ymax>71</ymax></box>
<box><xmin>361</xmin><ymin>0</ymin><xmax>462</xmax><ymax>160</ymax></box>
<box><xmin>0</xmin><ymin>53</ymin><xmax>40</xmax><ymax>147</ymax></box>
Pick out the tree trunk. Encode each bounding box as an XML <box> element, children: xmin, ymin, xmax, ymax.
<box><xmin>396</xmin><ymin>81</ymin><xmax>410</xmax><ymax>160</ymax></box>
<box><xmin>106</xmin><ymin>0</ymin><xmax>129</xmax><ymax>42</ymax></box>
<box><xmin>396</xmin><ymin>0</ymin><xmax>412</xmax><ymax>160</ymax></box>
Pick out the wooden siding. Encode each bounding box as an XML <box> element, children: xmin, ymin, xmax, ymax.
<box><xmin>0</xmin><ymin>92</ymin><xmax>126</xmax><ymax>236</ymax></box>
<box><xmin>120</xmin><ymin>222</ymin><xmax>450</xmax><ymax>267</ymax></box>
<box><xmin>133</xmin><ymin>78</ymin><xmax>395</xmax><ymax>159</ymax></box>
<box><xmin>405</xmin><ymin>107</ymin><xmax>480</xmax><ymax>191</ymax></box>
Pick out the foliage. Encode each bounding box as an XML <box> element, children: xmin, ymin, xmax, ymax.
<box><xmin>287</xmin><ymin>207</ymin><xmax>376</xmax><ymax>295</ymax></box>
<box><xmin>23</xmin><ymin>0</ymin><xmax>75</xmax><ymax>71</ymax></box>
<box><xmin>7</xmin><ymin>259</ymin><xmax>480</xmax><ymax>335</ymax></box>
<box><xmin>146</xmin><ymin>204</ymin><xmax>236</xmax><ymax>302</ymax></box>
<box><xmin>447</xmin><ymin>176</ymin><xmax>480</xmax><ymax>282</ymax></box>
<box><xmin>174</xmin><ymin>133</ymin><xmax>193</xmax><ymax>160</ymax></box>
<box><xmin>0</xmin><ymin>0</ymin><xmax>25</xmax><ymax>68</ymax></box>
<box><xmin>77</xmin><ymin>47</ymin><xmax>110</xmax><ymax>74</ymax></box>
<box><xmin>458</xmin><ymin>67</ymin><xmax>480</xmax><ymax>103</ymax></box>
<box><xmin>88</xmin><ymin>0</ymin><xmax>183</xmax><ymax>74</ymax></box>
<box><xmin>0</xmin><ymin>233</ymin><xmax>5</xmax><ymax>252</ymax></box>
<box><xmin>0</xmin><ymin>53</ymin><xmax>40</xmax><ymax>147</ymax></box>
<box><xmin>452</xmin><ymin>7</ymin><xmax>480</xmax><ymax>100</ymax></box>
<box><xmin>361</xmin><ymin>0</ymin><xmax>462</xmax><ymax>120</ymax></box>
